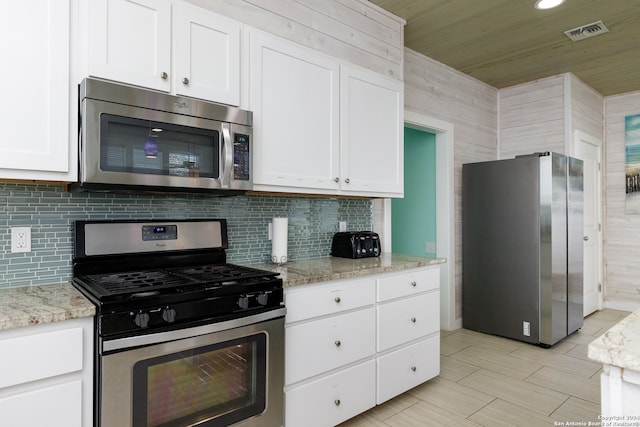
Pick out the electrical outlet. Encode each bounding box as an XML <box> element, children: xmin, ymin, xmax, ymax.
<box><xmin>523</xmin><ymin>321</ymin><xmax>531</xmax><ymax>337</ymax></box>
<box><xmin>11</xmin><ymin>227</ymin><xmax>31</xmax><ymax>253</ymax></box>
<box><xmin>339</xmin><ymin>221</ymin><xmax>347</xmax><ymax>232</ymax></box>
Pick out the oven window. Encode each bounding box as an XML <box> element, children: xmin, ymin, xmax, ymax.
<box><xmin>100</xmin><ymin>114</ymin><xmax>219</xmax><ymax>178</ymax></box>
<box><xmin>132</xmin><ymin>333</ymin><xmax>266</xmax><ymax>427</ymax></box>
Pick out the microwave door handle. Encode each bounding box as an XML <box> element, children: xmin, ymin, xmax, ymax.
<box><xmin>221</xmin><ymin>124</ymin><xmax>233</xmax><ymax>188</ymax></box>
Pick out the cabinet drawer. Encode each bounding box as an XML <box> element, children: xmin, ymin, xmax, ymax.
<box><xmin>0</xmin><ymin>379</ymin><xmax>82</xmax><ymax>427</ymax></box>
<box><xmin>285</xmin><ymin>360</ymin><xmax>376</xmax><ymax>427</ymax></box>
<box><xmin>377</xmin><ymin>335</ymin><xmax>440</xmax><ymax>404</ymax></box>
<box><xmin>0</xmin><ymin>327</ymin><xmax>83</xmax><ymax>389</ymax></box>
<box><xmin>286</xmin><ymin>308</ymin><xmax>375</xmax><ymax>385</ymax></box>
<box><xmin>377</xmin><ymin>267</ymin><xmax>439</xmax><ymax>302</ymax></box>
<box><xmin>285</xmin><ymin>278</ymin><xmax>375</xmax><ymax>323</ymax></box>
<box><xmin>377</xmin><ymin>291</ymin><xmax>439</xmax><ymax>352</ymax></box>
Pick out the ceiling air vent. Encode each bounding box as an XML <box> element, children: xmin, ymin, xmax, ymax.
<box><xmin>564</xmin><ymin>20</ymin><xmax>609</xmax><ymax>41</ymax></box>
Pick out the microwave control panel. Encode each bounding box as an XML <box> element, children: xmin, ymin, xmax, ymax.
<box><xmin>233</xmin><ymin>133</ymin><xmax>250</xmax><ymax>181</ymax></box>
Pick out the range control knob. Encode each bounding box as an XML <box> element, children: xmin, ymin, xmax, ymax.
<box><xmin>161</xmin><ymin>308</ymin><xmax>177</xmax><ymax>323</ymax></box>
<box><xmin>133</xmin><ymin>311</ymin><xmax>150</xmax><ymax>328</ymax></box>
<box><xmin>257</xmin><ymin>292</ymin><xmax>269</xmax><ymax>306</ymax></box>
<box><xmin>238</xmin><ymin>296</ymin><xmax>250</xmax><ymax>309</ymax></box>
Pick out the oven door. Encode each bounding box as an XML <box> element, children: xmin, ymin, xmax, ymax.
<box><xmin>99</xmin><ymin>310</ymin><xmax>284</xmax><ymax>427</ymax></box>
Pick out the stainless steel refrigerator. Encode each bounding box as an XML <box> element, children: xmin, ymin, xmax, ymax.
<box><xmin>462</xmin><ymin>152</ymin><xmax>584</xmax><ymax>346</ymax></box>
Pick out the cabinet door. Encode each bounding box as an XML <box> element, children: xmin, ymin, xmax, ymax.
<box><xmin>285</xmin><ymin>278</ymin><xmax>375</xmax><ymax>323</ymax></box>
<box><xmin>285</xmin><ymin>308</ymin><xmax>375</xmax><ymax>385</ymax></box>
<box><xmin>173</xmin><ymin>2</ymin><xmax>240</xmax><ymax>105</ymax></box>
<box><xmin>0</xmin><ymin>0</ymin><xmax>72</xmax><ymax>179</ymax></box>
<box><xmin>377</xmin><ymin>291</ymin><xmax>440</xmax><ymax>352</ymax></box>
<box><xmin>377</xmin><ymin>335</ymin><xmax>440</xmax><ymax>404</ymax></box>
<box><xmin>0</xmin><ymin>380</ymin><xmax>82</xmax><ymax>427</ymax></box>
<box><xmin>250</xmin><ymin>30</ymin><xmax>340</xmax><ymax>191</ymax></box>
<box><xmin>340</xmin><ymin>65</ymin><xmax>404</xmax><ymax>197</ymax></box>
<box><xmin>88</xmin><ymin>0</ymin><xmax>171</xmax><ymax>91</ymax></box>
<box><xmin>285</xmin><ymin>360</ymin><xmax>376</xmax><ymax>427</ymax></box>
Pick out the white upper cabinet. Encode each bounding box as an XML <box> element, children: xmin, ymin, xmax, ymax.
<box><xmin>87</xmin><ymin>0</ymin><xmax>240</xmax><ymax>105</ymax></box>
<box><xmin>250</xmin><ymin>30</ymin><xmax>340</xmax><ymax>191</ymax></box>
<box><xmin>0</xmin><ymin>0</ymin><xmax>75</xmax><ymax>181</ymax></box>
<box><xmin>340</xmin><ymin>66</ymin><xmax>404</xmax><ymax>196</ymax></box>
<box><xmin>249</xmin><ymin>29</ymin><xmax>404</xmax><ymax>198</ymax></box>
<box><xmin>172</xmin><ymin>1</ymin><xmax>240</xmax><ymax>105</ymax></box>
<box><xmin>88</xmin><ymin>0</ymin><xmax>172</xmax><ymax>92</ymax></box>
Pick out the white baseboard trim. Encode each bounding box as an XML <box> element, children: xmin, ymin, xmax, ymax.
<box><xmin>604</xmin><ymin>300</ymin><xmax>639</xmax><ymax>313</ymax></box>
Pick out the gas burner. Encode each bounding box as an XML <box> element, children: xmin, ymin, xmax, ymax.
<box><xmin>80</xmin><ymin>269</ymin><xmax>201</xmax><ymax>297</ymax></box>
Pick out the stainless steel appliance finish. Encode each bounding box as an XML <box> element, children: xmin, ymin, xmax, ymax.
<box><xmin>462</xmin><ymin>152</ymin><xmax>583</xmax><ymax>346</ymax></box>
<box><xmin>72</xmin><ymin>219</ymin><xmax>284</xmax><ymax>427</ymax></box>
<box><xmin>101</xmin><ymin>312</ymin><xmax>284</xmax><ymax>427</ymax></box>
<box><xmin>78</xmin><ymin>77</ymin><xmax>253</xmax><ymax>193</ymax></box>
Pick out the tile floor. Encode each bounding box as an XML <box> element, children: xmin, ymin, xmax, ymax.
<box><xmin>339</xmin><ymin>309</ymin><xmax>630</xmax><ymax>427</ymax></box>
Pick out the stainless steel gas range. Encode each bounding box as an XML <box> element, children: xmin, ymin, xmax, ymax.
<box><xmin>72</xmin><ymin>219</ymin><xmax>285</xmax><ymax>427</ymax></box>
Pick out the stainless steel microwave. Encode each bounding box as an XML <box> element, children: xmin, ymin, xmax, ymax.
<box><xmin>77</xmin><ymin>78</ymin><xmax>252</xmax><ymax>194</ymax></box>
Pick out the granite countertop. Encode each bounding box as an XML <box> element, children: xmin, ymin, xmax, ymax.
<box><xmin>249</xmin><ymin>253</ymin><xmax>446</xmax><ymax>288</ymax></box>
<box><xmin>0</xmin><ymin>254</ymin><xmax>443</xmax><ymax>333</ymax></box>
<box><xmin>0</xmin><ymin>283</ymin><xmax>96</xmax><ymax>332</ymax></box>
<box><xmin>589</xmin><ymin>308</ymin><xmax>640</xmax><ymax>370</ymax></box>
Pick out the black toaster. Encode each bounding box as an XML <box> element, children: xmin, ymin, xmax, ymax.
<box><xmin>331</xmin><ymin>231</ymin><xmax>381</xmax><ymax>259</ymax></box>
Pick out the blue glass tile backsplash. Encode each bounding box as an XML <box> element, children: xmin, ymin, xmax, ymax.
<box><xmin>0</xmin><ymin>183</ymin><xmax>373</xmax><ymax>288</ymax></box>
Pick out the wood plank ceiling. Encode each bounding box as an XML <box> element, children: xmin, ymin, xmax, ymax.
<box><xmin>368</xmin><ymin>0</ymin><xmax>640</xmax><ymax>96</ymax></box>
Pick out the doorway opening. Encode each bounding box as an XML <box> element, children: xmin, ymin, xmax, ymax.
<box><xmin>379</xmin><ymin>112</ymin><xmax>456</xmax><ymax>330</ymax></box>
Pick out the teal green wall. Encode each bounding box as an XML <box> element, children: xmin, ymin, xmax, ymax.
<box><xmin>392</xmin><ymin>127</ymin><xmax>437</xmax><ymax>256</ymax></box>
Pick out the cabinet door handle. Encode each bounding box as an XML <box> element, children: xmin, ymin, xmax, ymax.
<box><xmin>334</xmin><ymin>340</ymin><xmax>341</xmax><ymax>347</ymax></box>
<box><xmin>182</xmin><ymin>77</ymin><xmax>190</xmax><ymax>85</ymax></box>
<box><xmin>334</xmin><ymin>177</ymin><xmax>340</xmax><ymax>183</ymax></box>
<box><xmin>411</xmin><ymin>281</ymin><xmax>417</xmax><ymax>287</ymax></box>
<box><xmin>160</xmin><ymin>71</ymin><xmax>168</xmax><ymax>80</ymax></box>
<box><xmin>334</xmin><ymin>399</ymin><xmax>341</xmax><ymax>406</ymax></box>
<box><xmin>410</xmin><ymin>317</ymin><xmax>417</xmax><ymax>323</ymax></box>
<box><xmin>334</xmin><ymin>296</ymin><xmax>341</xmax><ymax>303</ymax></box>
<box><xmin>344</xmin><ymin>178</ymin><xmax>350</xmax><ymax>184</ymax></box>
<box><xmin>411</xmin><ymin>366</ymin><xmax>417</xmax><ymax>372</ymax></box>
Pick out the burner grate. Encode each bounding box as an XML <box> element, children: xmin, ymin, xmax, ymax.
<box><xmin>169</xmin><ymin>264</ymin><xmax>278</xmax><ymax>285</ymax></box>
<box><xmin>82</xmin><ymin>270</ymin><xmax>200</xmax><ymax>296</ymax></box>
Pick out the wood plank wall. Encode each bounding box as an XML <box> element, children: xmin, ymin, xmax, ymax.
<box><xmin>571</xmin><ymin>76</ymin><xmax>604</xmax><ymax>143</ymax></box>
<box><xmin>605</xmin><ymin>92</ymin><xmax>640</xmax><ymax>309</ymax></box>
<box><xmin>184</xmin><ymin>0</ymin><xmax>405</xmax><ymax>80</ymax></box>
<box><xmin>498</xmin><ymin>74</ymin><xmax>603</xmax><ymax>160</ymax></box>
<box><xmin>498</xmin><ymin>75</ymin><xmax>566</xmax><ymax>159</ymax></box>
<box><xmin>404</xmin><ymin>48</ymin><xmax>498</xmax><ymax>321</ymax></box>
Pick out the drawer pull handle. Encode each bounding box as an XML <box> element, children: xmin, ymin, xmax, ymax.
<box><xmin>334</xmin><ymin>296</ymin><xmax>341</xmax><ymax>303</ymax></box>
<box><xmin>411</xmin><ymin>366</ymin><xmax>417</xmax><ymax>372</ymax></box>
<box><xmin>410</xmin><ymin>317</ymin><xmax>417</xmax><ymax>323</ymax></box>
<box><xmin>160</xmin><ymin>71</ymin><xmax>168</xmax><ymax>80</ymax></box>
<box><xmin>334</xmin><ymin>399</ymin><xmax>341</xmax><ymax>406</ymax></box>
<box><xmin>411</xmin><ymin>281</ymin><xmax>417</xmax><ymax>287</ymax></box>
<box><xmin>335</xmin><ymin>340</ymin><xmax>341</xmax><ymax>347</ymax></box>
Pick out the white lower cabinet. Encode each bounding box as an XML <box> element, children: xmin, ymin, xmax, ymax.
<box><xmin>286</xmin><ymin>308</ymin><xmax>376</xmax><ymax>385</ymax></box>
<box><xmin>0</xmin><ymin>318</ymin><xmax>93</xmax><ymax>427</ymax></box>
<box><xmin>377</xmin><ymin>291</ymin><xmax>440</xmax><ymax>352</ymax></box>
<box><xmin>377</xmin><ymin>335</ymin><xmax>440</xmax><ymax>404</ymax></box>
<box><xmin>284</xmin><ymin>266</ymin><xmax>440</xmax><ymax>426</ymax></box>
<box><xmin>286</xmin><ymin>360</ymin><xmax>376</xmax><ymax>427</ymax></box>
<box><xmin>0</xmin><ymin>380</ymin><xmax>83</xmax><ymax>427</ymax></box>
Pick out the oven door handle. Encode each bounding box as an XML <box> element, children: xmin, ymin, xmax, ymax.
<box><xmin>103</xmin><ymin>307</ymin><xmax>286</xmax><ymax>352</ymax></box>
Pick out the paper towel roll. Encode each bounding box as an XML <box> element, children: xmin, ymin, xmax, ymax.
<box><xmin>271</xmin><ymin>217</ymin><xmax>288</xmax><ymax>264</ymax></box>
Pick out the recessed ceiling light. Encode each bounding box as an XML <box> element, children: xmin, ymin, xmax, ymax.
<box><xmin>535</xmin><ymin>0</ymin><xmax>565</xmax><ymax>9</ymax></box>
